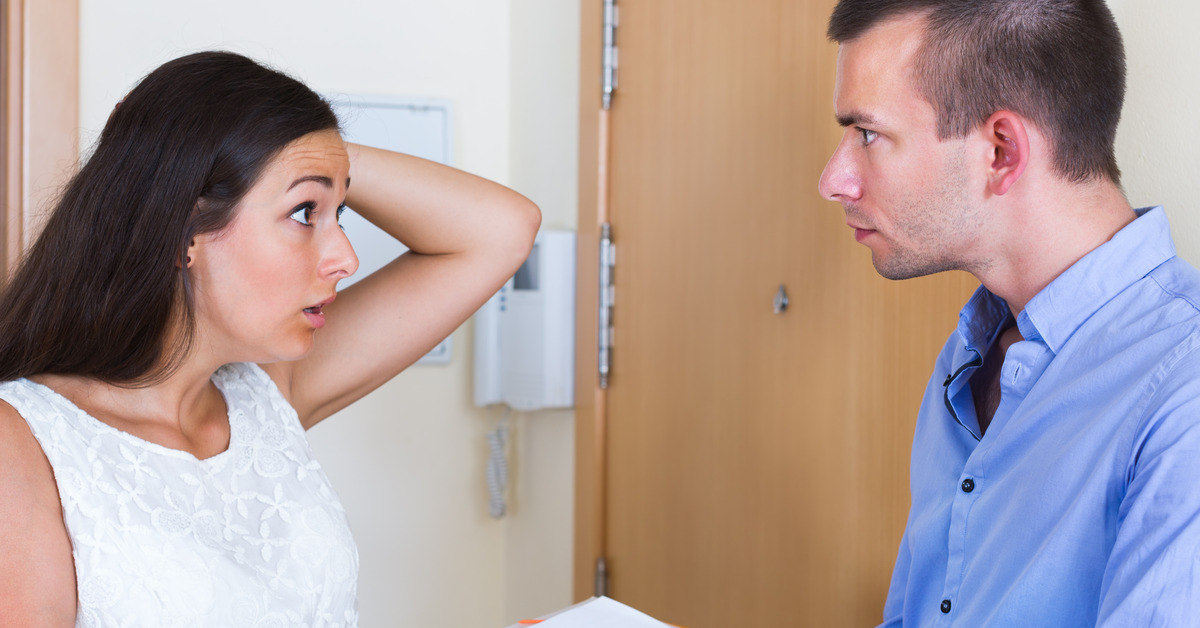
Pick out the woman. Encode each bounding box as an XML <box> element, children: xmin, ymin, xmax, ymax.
<box><xmin>0</xmin><ymin>51</ymin><xmax>539</xmax><ymax>626</ymax></box>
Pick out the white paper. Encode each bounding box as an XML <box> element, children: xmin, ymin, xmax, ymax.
<box><xmin>505</xmin><ymin>596</ymin><xmax>672</xmax><ymax>628</ymax></box>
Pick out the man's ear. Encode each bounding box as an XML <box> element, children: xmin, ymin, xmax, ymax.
<box><xmin>982</xmin><ymin>110</ymin><xmax>1029</xmax><ymax>196</ymax></box>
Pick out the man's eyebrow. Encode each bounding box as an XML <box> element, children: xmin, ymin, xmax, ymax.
<box><xmin>287</xmin><ymin>175</ymin><xmax>334</xmax><ymax>191</ymax></box>
<box><xmin>835</xmin><ymin>111</ymin><xmax>879</xmax><ymax>128</ymax></box>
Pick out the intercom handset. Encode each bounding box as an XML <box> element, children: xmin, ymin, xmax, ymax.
<box><xmin>473</xmin><ymin>230</ymin><xmax>576</xmax><ymax>411</ymax></box>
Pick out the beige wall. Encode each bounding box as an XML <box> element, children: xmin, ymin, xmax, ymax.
<box><xmin>1110</xmin><ymin>1</ymin><xmax>1200</xmax><ymax>261</ymax></box>
<box><xmin>78</xmin><ymin>1</ymin><xmax>578</xmax><ymax>626</ymax></box>
<box><xmin>504</xmin><ymin>0</ymin><xmax>580</xmax><ymax>621</ymax></box>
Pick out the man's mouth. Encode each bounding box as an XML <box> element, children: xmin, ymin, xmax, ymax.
<box><xmin>847</xmin><ymin>217</ymin><xmax>876</xmax><ymax>242</ymax></box>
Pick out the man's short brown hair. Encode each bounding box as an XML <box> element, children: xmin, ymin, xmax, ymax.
<box><xmin>829</xmin><ymin>0</ymin><xmax>1125</xmax><ymax>184</ymax></box>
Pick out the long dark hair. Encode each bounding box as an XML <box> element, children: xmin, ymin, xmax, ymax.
<box><xmin>0</xmin><ymin>51</ymin><xmax>340</xmax><ymax>384</ymax></box>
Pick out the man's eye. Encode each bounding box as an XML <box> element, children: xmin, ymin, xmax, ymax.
<box><xmin>336</xmin><ymin>203</ymin><xmax>347</xmax><ymax>229</ymax></box>
<box><xmin>859</xmin><ymin>128</ymin><xmax>878</xmax><ymax>145</ymax></box>
<box><xmin>289</xmin><ymin>203</ymin><xmax>315</xmax><ymax>225</ymax></box>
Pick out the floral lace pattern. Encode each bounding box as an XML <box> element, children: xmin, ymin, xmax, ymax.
<box><xmin>1</xmin><ymin>363</ymin><xmax>359</xmax><ymax>627</ymax></box>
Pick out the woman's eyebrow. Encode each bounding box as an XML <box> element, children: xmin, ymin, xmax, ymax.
<box><xmin>288</xmin><ymin>175</ymin><xmax>334</xmax><ymax>191</ymax></box>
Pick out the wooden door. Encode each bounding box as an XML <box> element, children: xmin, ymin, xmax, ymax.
<box><xmin>1</xmin><ymin>0</ymin><xmax>79</xmax><ymax>274</ymax></box>
<box><xmin>573</xmin><ymin>1</ymin><xmax>979</xmax><ymax>626</ymax></box>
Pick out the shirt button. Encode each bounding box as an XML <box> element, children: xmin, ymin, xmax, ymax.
<box><xmin>941</xmin><ymin>599</ymin><xmax>952</xmax><ymax>614</ymax></box>
<box><xmin>961</xmin><ymin>478</ymin><xmax>975</xmax><ymax>493</ymax></box>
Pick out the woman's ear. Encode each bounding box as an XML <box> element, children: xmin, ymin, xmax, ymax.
<box><xmin>982</xmin><ymin>110</ymin><xmax>1030</xmax><ymax>196</ymax></box>
<box><xmin>178</xmin><ymin>239</ymin><xmax>196</xmax><ymax>269</ymax></box>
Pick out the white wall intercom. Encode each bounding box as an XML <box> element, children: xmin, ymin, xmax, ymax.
<box><xmin>474</xmin><ymin>230</ymin><xmax>576</xmax><ymax>411</ymax></box>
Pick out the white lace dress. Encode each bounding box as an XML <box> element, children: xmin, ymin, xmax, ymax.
<box><xmin>0</xmin><ymin>362</ymin><xmax>359</xmax><ymax>627</ymax></box>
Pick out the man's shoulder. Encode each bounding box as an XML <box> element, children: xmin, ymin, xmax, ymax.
<box><xmin>1143</xmin><ymin>255</ymin><xmax>1200</xmax><ymax>314</ymax></box>
<box><xmin>1096</xmin><ymin>257</ymin><xmax>1200</xmax><ymax>414</ymax></box>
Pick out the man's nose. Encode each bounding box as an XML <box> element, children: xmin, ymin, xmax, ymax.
<box><xmin>818</xmin><ymin>140</ymin><xmax>862</xmax><ymax>204</ymax></box>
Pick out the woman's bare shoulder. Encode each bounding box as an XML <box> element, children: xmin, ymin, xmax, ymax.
<box><xmin>0</xmin><ymin>399</ymin><xmax>78</xmax><ymax>625</ymax></box>
<box><xmin>0</xmin><ymin>397</ymin><xmax>55</xmax><ymax>481</ymax></box>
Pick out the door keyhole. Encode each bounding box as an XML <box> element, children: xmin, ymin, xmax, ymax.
<box><xmin>774</xmin><ymin>284</ymin><xmax>789</xmax><ymax>314</ymax></box>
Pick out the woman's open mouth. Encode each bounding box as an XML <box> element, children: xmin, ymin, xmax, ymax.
<box><xmin>303</xmin><ymin>303</ymin><xmax>327</xmax><ymax>328</ymax></box>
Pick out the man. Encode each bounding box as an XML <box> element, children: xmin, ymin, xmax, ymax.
<box><xmin>819</xmin><ymin>1</ymin><xmax>1200</xmax><ymax>626</ymax></box>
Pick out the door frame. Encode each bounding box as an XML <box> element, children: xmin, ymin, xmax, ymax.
<box><xmin>572</xmin><ymin>0</ymin><xmax>606</xmax><ymax>603</ymax></box>
<box><xmin>1</xmin><ymin>0</ymin><xmax>79</xmax><ymax>277</ymax></box>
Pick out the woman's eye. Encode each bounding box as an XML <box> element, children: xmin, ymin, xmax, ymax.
<box><xmin>859</xmin><ymin>128</ymin><xmax>878</xmax><ymax>146</ymax></box>
<box><xmin>289</xmin><ymin>203</ymin><xmax>315</xmax><ymax>226</ymax></box>
<box><xmin>336</xmin><ymin>204</ymin><xmax>347</xmax><ymax>229</ymax></box>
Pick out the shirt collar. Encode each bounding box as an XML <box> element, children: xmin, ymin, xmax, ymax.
<box><xmin>956</xmin><ymin>286</ymin><xmax>1010</xmax><ymax>355</ymax></box>
<box><xmin>954</xmin><ymin>207</ymin><xmax>1174</xmax><ymax>356</ymax></box>
<box><xmin>1020</xmin><ymin>206</ymin><xmax>1174</xmax><ymax>353</ymax></box>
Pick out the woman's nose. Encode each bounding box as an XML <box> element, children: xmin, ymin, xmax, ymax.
<box><xmin>321</xmin><ymin>225</ymin><xmax>360</xmax><ymax>281</ymax></box>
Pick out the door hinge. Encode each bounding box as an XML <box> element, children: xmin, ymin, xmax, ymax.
<box><xmin>598</xmin><ymin>222</ymin><xmax>615</xmax><ymax>389</ymax></box>
<box><xmin>602</xmin><ymin>0</ymin><xmax>619</xmax><ymax>110</ymax></box>
<box><xmin>594</xmin><ymin>555</ymin><xmax>610</xmax><ymax>597</ymax></box>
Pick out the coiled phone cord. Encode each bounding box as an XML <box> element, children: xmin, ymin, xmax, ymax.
<box><xmin>487</xmin><ymin>407</ymin><xmax>511</xmax><ymax>519</ymax></box>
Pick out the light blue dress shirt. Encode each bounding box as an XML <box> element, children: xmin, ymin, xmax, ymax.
<box><xmin>882</xmin><ymin>207</ymin><xmax>1200</xmax><ymax>627</ymax></box>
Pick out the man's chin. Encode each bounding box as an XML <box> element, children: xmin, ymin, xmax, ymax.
<box><xmin>871</xmin><ymin>254</ymin><xmax>954</xmax><ymax>281</ymax></box>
